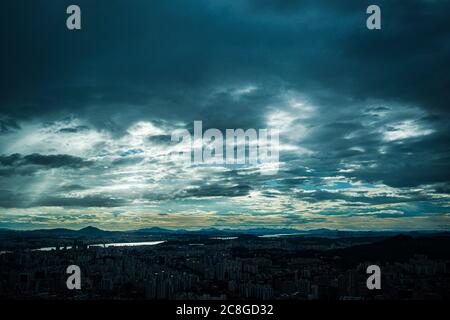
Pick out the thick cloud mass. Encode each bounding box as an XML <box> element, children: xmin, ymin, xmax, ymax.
<box><xmin>0</xmin><ymin>0</ymin><xmax>449</xmax><ymax>230</ymax></box>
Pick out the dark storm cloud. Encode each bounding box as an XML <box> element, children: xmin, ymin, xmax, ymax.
<box><xmin>0</xmin><ymin>190</ymin><xmax>31</xmax><ymax>208</ymax></box>
<box><xmin>294</xmin><ymin>189</ymin><xmax>429</xmax><ymax>205</ymax></box>
<box><xmin>57</xmin><ymin>125</ymin><xmax>89</xmax><ymax>133</ymax></box>
<box><xmin>58</xmin><ymin>184</ymin><xmax>88</xmax><ymax>192</ymax></box>
<box><xmin>0</xmin><ymin>187</ymin><xmax>127</xmax><ymax>208</ymax></box>
<box><xmin>142</xmin><ymin>184</ymin><xmax>252</xmax><ymax>201</ymax></box>
<box><xmin>0</xmin><ymin>117</ymin><xmax>20</xmax><ymax>134</ymax></box>
<box><xmin>36</xmin><ymin>195</ymin><xmax>128</xmax><ymax>208</ymax></box>
<box><xmin>147</xmin><ymin>135</ymin><xmax>173</xmax><ymax>145</ymax></box>
<box><xmin>434</xmin><ymin>183</ymin><xmax>450</xmax><ymax>195</ymax></box>
<box><xmin>2</xmin><ymin>0</ymin><xmax>448</xmax><ymax>125</ymax></box>
<box><xmin>111</xmin><ymin>156</ymin><xmax>144</xmax><ymax>166</ymax></box>
<box><xmin>18</xmin><ymin>154</ymin><xmax>91</xmax><ymax>168</ymax></box>
<box><xmin>333</xmin><ymin>127</ymin><xmax>450</xmax><ymax>188</ymax></box>
<box><xmin>182</xmin><ymin>184</ymin><xmax>252</xmax><ymax>198</ymax></box>
<box><xmin>0</xmin><ymin>153</ymin><xmax>92</xmax><ymax>176</ymax></box>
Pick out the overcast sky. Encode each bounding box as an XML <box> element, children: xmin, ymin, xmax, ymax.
<box><xmin>0</xmin><ymin>0</ymin><xmax>449</xmax><ymax>230</ymax></box>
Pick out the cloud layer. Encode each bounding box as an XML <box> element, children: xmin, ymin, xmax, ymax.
<box><xmin>0</xmin><ymin>0</ymin><xmax>449</xmax><ymax>230</ymax></box>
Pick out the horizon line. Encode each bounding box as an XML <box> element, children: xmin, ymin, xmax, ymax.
<box><xmin>1</xmin><ymin>225</ymin><xmax>448</xmax><ymax>233</ymax></box>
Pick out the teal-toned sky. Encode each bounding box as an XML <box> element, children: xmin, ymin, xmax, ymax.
<box><xmin>0</xmin><ymin>0</ymin><xmax>449</xmax><ymax>230</ymax></box>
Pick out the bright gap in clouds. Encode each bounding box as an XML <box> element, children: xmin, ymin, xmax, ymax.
<box><xmin>383</xmin><ymin>120</ymin><xmax>434</xmax><ymax>142</ymax></box>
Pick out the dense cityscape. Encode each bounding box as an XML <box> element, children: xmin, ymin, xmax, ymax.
<box><xmin>1</xmin><ymin>233</ymin><xmax>449</xmax><ymax>300</ymax></box>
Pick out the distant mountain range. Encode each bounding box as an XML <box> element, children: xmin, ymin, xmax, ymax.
<box><xmin>0</xmin><ymin>226</ymin><xmax>448</xmax><ymax>239</ymax></box>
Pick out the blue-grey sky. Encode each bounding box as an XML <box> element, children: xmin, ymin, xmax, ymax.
<box><xmin>0</xmin><ymin>0</ymin><xmax>449</xmax><ymax>230</ymax></box>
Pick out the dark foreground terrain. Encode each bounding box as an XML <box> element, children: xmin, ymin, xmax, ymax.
<box><xmin>1</xmin><ymin>229</ymin><xmax>449</xmax><ymax>300</ymax></box>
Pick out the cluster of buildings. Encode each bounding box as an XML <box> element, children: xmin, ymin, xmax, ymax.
<box><xmin>0</xmin><ymin>238</ymin><xmax>448</xmax><ymax>300</ymax></box>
